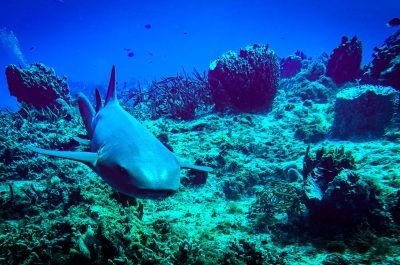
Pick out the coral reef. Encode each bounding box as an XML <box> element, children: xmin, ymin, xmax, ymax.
<box><xmin>303</xmin><ymin>61</ymin><xmax>326</xmax><ymax>82</ymax></box>
<box><xmin>326</xmin><ymin>36</ymin><xmax>362</xmax><ymax>85</ymax></box>
<box><xmin>362</xmin><ymin>29</ymin><xmax>400</xmax><ymax>90</ymax></box>
<box><xmin>5</xmin><ymin>63</ymin><xmax>72</xmax><ymax>113</ymax></box>
<box><xmin>332</xmin><ymin>85</ymin><xmax>398</xmax><ymax>139</ymax></box>
<box><xmin>280</xmin><ymin>55</ymin><xmax>303</xmax><ymax>78</ymax></box>
<box><xmin>2</xmin><ymin>32</ymin><xmax>400</xmax><ymax>263</ymax></box>
<box><xmin>208</xmin><ymin>44</ymin><xmax>280</xmax><ymax>112</ymax></box>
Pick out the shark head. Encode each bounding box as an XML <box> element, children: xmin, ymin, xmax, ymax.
<box><xmin>93</xmin><ymin>137</ymin><xmax>181</xmax><ymax>199</ymax></box>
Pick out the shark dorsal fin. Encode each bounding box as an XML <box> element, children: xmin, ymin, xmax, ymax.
<box><xmin>95</xmin><ymin>87</ymin><xmax>103</xmax><ymax>113</ymax></box>
<box><xmin>105</xmin><ymin>65</ymin><xmax>116</xmax><ymax>105</ymax></box>
<box><xmin>77</xmin><ymin>92</ymin><xmax>95</xmax><ymax>137</ymax></box>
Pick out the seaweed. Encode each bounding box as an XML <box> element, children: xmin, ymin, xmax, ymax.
<box><xmin>121</xmin><ymin>68</ymin><xmax>213</xmax><ymax>120</ymax></box>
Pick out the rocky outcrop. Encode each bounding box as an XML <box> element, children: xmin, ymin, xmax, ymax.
<box><xmin>332</xmin><ymin>85</ymin><xmax>398</xmax><ymax>139</ymax></box>
<box><xmin>326</xmin><ymin>36</ymin><xmax>362</xmax><ymax>85</ymax></box>
<box><xmin>6</xmin><ymin>63</ymin><xmax>71</xmax><ymax>110</ymax></box>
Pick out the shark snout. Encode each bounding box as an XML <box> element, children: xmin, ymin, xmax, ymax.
<box><xmin>133</xmin><ymin>166</ymin><xmax>180</xmax><ymax>191</ymax></box>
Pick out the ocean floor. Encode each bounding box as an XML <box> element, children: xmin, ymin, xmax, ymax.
<box><xmin>1</xmin><ymin>68</ymin><xmax>400</xmax><ymax>265</ymax></box>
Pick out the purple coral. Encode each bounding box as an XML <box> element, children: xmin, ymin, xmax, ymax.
<box><xmin>5</xmin><ymin>63</ymin><xmax>71</xmax><ymax>110</ymax></box>
<box><xmin>326</xmin><ymin>36</ymin><xmax>362</xmax><ymax>84</ymax></box>
<box><xmin>280</xmin><ymin>55</ymin><xmax>303</xmax><ymax>78</ymax></box>
<box><xmin>362</xmin><ymin>29</ymin><xmax>400</xmax><ymax>89</ymax></box>
<box><xmin>208</xmin><ymin>44</ymin><xmax>280</xmax><ymax>112</ymax></box>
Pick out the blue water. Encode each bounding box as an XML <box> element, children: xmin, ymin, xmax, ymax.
<box><xmin>0</xmin><ymin>0</ymin><xmax>399</xmax><ymax>109</ymax></box>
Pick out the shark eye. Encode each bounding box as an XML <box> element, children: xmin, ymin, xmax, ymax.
<box><xmin>117</xmin><ymin>166</ymin><xmax>127</xmax><ymax>174</ymax></box>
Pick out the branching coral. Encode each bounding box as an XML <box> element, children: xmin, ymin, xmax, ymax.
<box><xmin>122</xmin><ymin>69</ymin><xmax>213</xmax><ymax>120</ymax></box>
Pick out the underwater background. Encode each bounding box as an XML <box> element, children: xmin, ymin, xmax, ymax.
<box><xmin>1</xmin><ymin>0</ymin><xmax>400</xmax><ymax>264</ymax></box>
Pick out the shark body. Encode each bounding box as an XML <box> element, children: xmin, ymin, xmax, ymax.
<box><xmin>29</xmin><ymin>66</ymin><xmax>212</xmax><ymax>198</ymax></box>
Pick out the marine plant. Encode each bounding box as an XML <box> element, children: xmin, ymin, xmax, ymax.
<box><xmin>123</xmin><ymin>69</ymin><xmax>213</xmax><ymax>120</ymax></box>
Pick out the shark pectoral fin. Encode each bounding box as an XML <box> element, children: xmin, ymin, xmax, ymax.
<box><xmin>179</xmin><ymin>161</ymin><xmax>213</xmax><ymax>172</ymax></box>
<box><xmin>73</xmin><ymin>136</ymin><xmax>91</xmax><ymax>146</ymax></box>
<box><xmin>27</xmin><ymin>146</ymin><xmax>97</xmax><ymax>167</ymax></box>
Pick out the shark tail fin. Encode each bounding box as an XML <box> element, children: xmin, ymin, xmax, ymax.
<box><xmin>77</xmin><ymin>93</ymin><xmax>95</xmax><ymax>137</ymax></box>
<box><xmin>179</xmin><ymin>161</ymin><xmax>213</xmax><ymax>172</ymax></box>
<box><xmin>28</xmin><ymin>146</ymin><xmax>97</xmax><ymax>167</ymax></box>
<box><xmin>105</xmin><ymin>65</ymin><xmax>117</xmax><ymax>105</ymax></box>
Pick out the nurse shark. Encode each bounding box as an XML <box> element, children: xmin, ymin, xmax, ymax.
<box><xmin>29</xmin><ymin>66</ymin><xmax>212</xmax><ymax>198</ymax></box>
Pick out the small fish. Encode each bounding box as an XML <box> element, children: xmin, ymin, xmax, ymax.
<box><xmin>127</xmin><ymin>52</ymin><xmax>134</xmax><ymax>57</ymax></box>
<box><xmin>123</xmin><ymin>48</ymin><xmax>131</xmax><ymax>51</ymax></box>
<box><xmin>148</xmin><ymin>52</ymin><xmax>153</xmax><ymax>56</ymax></box>
<box><xmin>29</xmin><ymin>47</ymin><xmax>34</xmax><ymax>51</ymax></box>
<box><xmin>387</xmin><ymin>18</ymin><xmax>400</xmax><ymax>27</ymax></box>
<box><xmin>144</xmin><ymin>24</ymin><xmax>152</xmax><ymax>29</ymax></box>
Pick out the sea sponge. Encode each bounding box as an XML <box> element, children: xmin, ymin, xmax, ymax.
<box><xmin>332</xmin><ymin>85</ymin><xmax>398</xmax><ymax>139</ymax></box>
<box><xmin>280</xmin><ymin>55</ymin><xmax>303</xmax><ymax>78</ymax></box>
<box><xmin>208</xmin><ymin>44</ymin><xmax>280</xmax><ymax>112</ymax></box>
<box><xmin>5</xmin><ymin>63</ymin><xmax>71</xmax><ymax>110</ymax></box>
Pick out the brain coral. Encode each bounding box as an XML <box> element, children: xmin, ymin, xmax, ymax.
<box><xmin>208</xmin><ymin>44</ymin><xmax>280</xmax><ymax>112</ymax></box>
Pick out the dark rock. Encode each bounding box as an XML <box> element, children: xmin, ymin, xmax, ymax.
<box><xmin>362</xmin><ymin>29</ymin><xmax>400</xmax><ymax>89</ymax></box>
<box><xmin>5</xmin><ymin>63</ymin><xmax>71</xmax><ymax>110</ymax></box>
<box><xmin>208</xmin><ymin>44</ymin><xmax>280</xmax><ymax>112</ymax></box>
<box><xmin>332</xmin><ymin>85</ymin><xmax>398</xmax><ymax>139</ymax></box>
<box><xmin>326</xmin><ymin>36</ymin><xmax>362</xmax><ymax>85</ymax></box>
<box><xmin>280</xmin><ymin>55</ymin><xmax>303</xmax><ymax>78</ymax></box>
